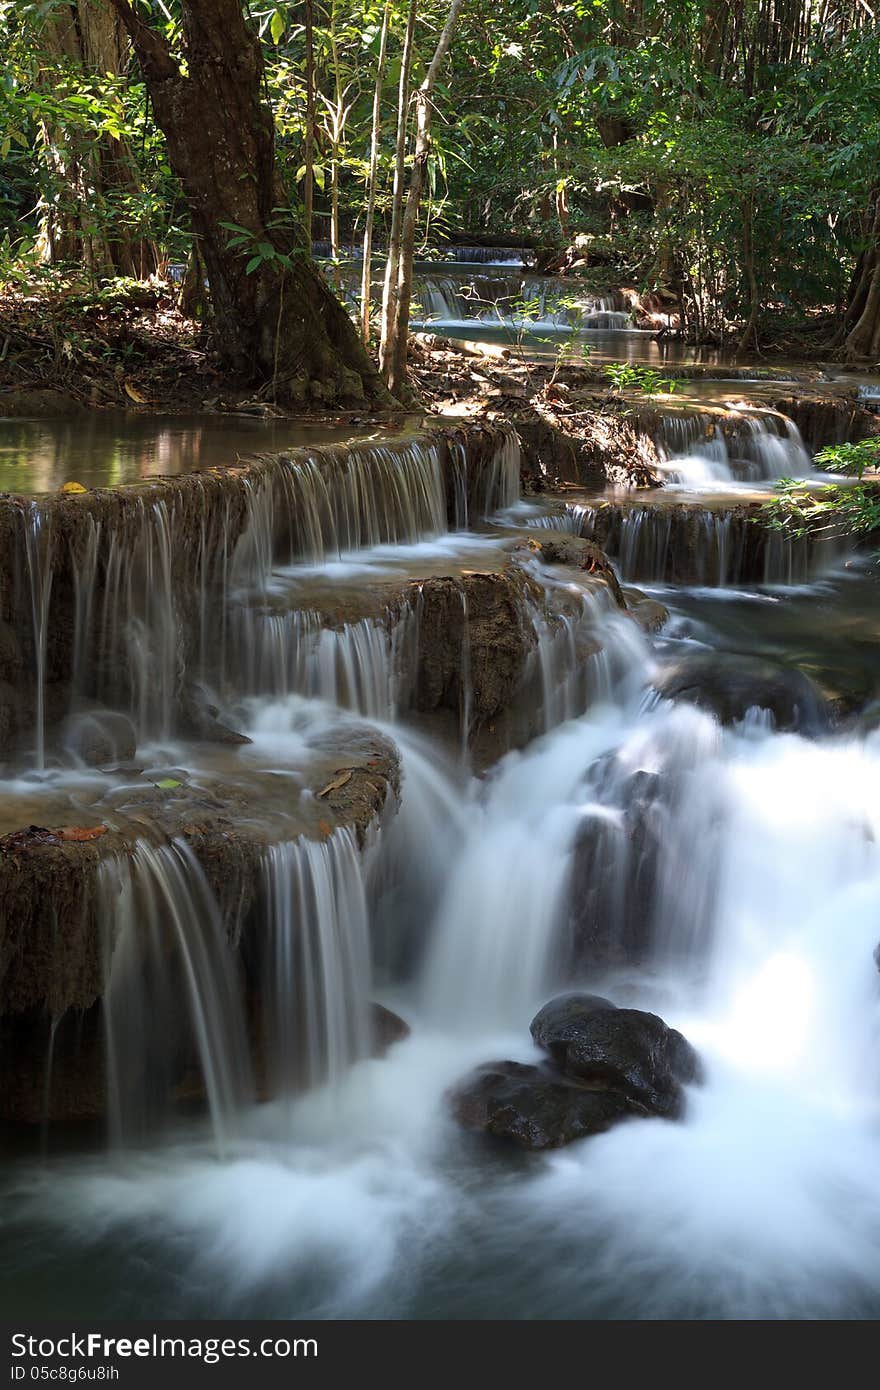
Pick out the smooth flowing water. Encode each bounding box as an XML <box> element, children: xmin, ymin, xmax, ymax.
<box><xmin>2</xmin><ymin>367</ymin><xmax>880</xmax><ymax>1321</ymax></box>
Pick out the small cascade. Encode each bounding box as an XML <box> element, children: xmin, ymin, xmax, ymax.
<box><xmin>574</xmin><ymin>502</ymin><xmax>847</xmax><ymax>586</ymax></box>
<box><xmin>458</xmin><ymin>428</ymin><xmax>521</xmax><ymax>520</ymax></box>
<box><xmin>409</xmin><ymin>269</ymin><xmax>628</xmax><ymax>330</ymax></box>
<box><xmin>653</xmin><ymin>405</ymin><xmax>813</xmax><ymax>486</ymax></box>
<box><xmin>99</xmin><ymin>838</ymin><xmax>252</xmax><ymax>1150</ymax></box>
<box><xmin>261</xmin><ymin>830</ymin><xmax>373</xmax><ymax>1094</ymax></box>
<box><xmin>438</xmin><ymin>246</ymin><xmax>526</xmax><ymax>265</ymax></box>
<box><xmin>421</xmin><ymin>586</ymin><xmax>652</xmax><ymax>1027</ymax></box>
<box><xmin>522</xmin><ymin>567</ymin><xmax>647</xmax><ymax>733</ymax></box>
<box><xmin>233</xmin><ymin>431</ymin><xmax>521</xmax><ymax>577</ymax></box>
<box><xmin>229</xmin><ymin>605</ymin><xmax>416</xmax><ymax>719</ymax></box>
<box><xmin>21</xmin><ymin>504</ymin><xmax>53</xmax><ymax>770</ymax></box>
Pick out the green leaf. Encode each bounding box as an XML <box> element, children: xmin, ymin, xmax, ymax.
<box><xmin>155</xmin><ymin>778</ymin><xmax>182</xmax><ymax>790</ymax></box>
<box><xmin>245</xmin><ymin>254</ymin><xmax>263</xmax><ymax>274</ymax></box>
<box><xmin>270</xmin><ymin>8</ymin><xmax>285</xmax><ymax>44</ymax></box>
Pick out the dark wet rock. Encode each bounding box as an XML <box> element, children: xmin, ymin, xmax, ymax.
<box><xmin>566</xmin><ymin>760</ymin><xmax>668</xmax><ymax>970</ymax></box>
<box><xmin>178</xmin><ymin>685</ymin><xmax>251</xmax><ymax>746</ymax></box>
<box><xmin>410</xmin><ymin>568</ymin><xmax>540</xmax><ymax>726</ymax></box>
<box><xmin>0</xmin><ymin>679</ymin><xmax>22</xmax><ymax>759</ymax></box>
<box><xmin>451</xmin><ymin>1059</ymin><xmax>638</xmax><ymax>1150</ymax></box>
<box><xmin>530</xmin><ymin>992</ymin><xmax>701</xmax><ymax>1119</ymax></box>
<box><xmin>654</xmin><ymin>651</ymin><xmax>830</xmax><ymax>733</ymax></box>
<box><xmin>521</xmin><ymin>535</ymin><xmax>626</xmax><ymax>608</ymax></box>
<box><xmin>371</xmin><ymin>1003</ymin><xmax>411</xmax><ymax>1056</ymax></box>
<box><xmin>622</xmin><ymin>586</ymin><xmax>669</xmax><ymax>633</ymax></box>
<box><xmin>530</xmin><ymin>992</ymin><xmax>617</xmax><ymax>1043</ymax></box>
<box><xmin>61</xmin><ymin>709</ymin><xmax>138</xmax><ymax>766</ymax></box>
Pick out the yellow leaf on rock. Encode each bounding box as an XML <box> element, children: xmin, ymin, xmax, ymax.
<box><xmin>317</xmin><ymin>769</ymin><xmax>354</xmax><ymax>798</ymax></box>
<box><xmin>61</xmin><ymin>481</ymin><xmax>87</xmax><ymax>494</ymax></box>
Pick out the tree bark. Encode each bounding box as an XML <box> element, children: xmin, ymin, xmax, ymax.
<box><xmin>843</xmin><ymin>194</ymin><xmax>880</xmax><ymax>362</ymax></box>
<box><xmin>386</xmin><ymin>0</ymin><xmax>466</xmax><ymax>396</ymax></box>
<box><xmin>34</xmin><ymin>0</ymin><xmax>158</xmax><ymax>278</ymax></box>
<box><xmin>361</xmin><ymin>4</ymin><xmax>391</xmax><ymax>344</ymax></box>
<box><xmin>109</xmin><ymin>0</ymin><xmax>393</xmax><ymax>407</ymax></box>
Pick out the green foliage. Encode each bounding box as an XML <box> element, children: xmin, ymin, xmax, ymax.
<box><xmin>604</xmin><ymin>363</ymin><xmax>680</xmax><ymax>394</ymax></box>
<box><xmin>814</xmin><ymin>438</ymin><xmax>880</xmax><ymax>480</ymax></box>
<box><xmin>0</xmin><ymin>0</ymin><xmax>878</xmax><ymax>349</ymax></box>
<box><xmin>758</xmin><ymin>476</ymin><xmax>880</xmax><ymax>542</ymax></box>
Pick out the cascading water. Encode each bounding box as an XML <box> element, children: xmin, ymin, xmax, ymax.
<box><xmin>21</xmin><ymin>503</ymin><xmax>53</xmax><ymax>771</ymax></box>
<box><xmin>99</xmin><ymin>838</ymin><xmax>252</xmax><ymax>1151</ymax></box>
<box><xmin>262</xmin><ymin>830</ymin><xmax>373</xmax><ymax>1094</ymax></box>
<box><xmin>5</xmin><ymin>370</ymin><xmax>880</xmax><ymax>1320</ymax></box>
<box><xmin>653</xmin><ymin>404</ymin><xmax>813</xmax><ymax>486</ymax></box>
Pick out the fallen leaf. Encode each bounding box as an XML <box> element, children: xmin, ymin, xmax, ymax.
<box><xmin>56</xmin><ymin>825</ymin><xmax>107</xmax><ymax>842</ymax></box>
<box><xmin>317</xmin><ymin>820</ymin><xmax>333</xmax><ymax>838</ymax></box>
<box><xmin>61</xmin><ymin>480</ymin><xmax>86</xmax><ymax>494</ymax></box>
<box><xmin>123</xmin><ymin>381</ymin><xmax>150</xmax><ymax>404</ymax></box>
<box><xmin>317</xmin><ymin>769</ymin><xmax>353</xmax><ymax>798</ymax></box>
<box><xmin>155</xmin><ymin>777</ymin><xmax>182</xmax><ymax>790</ymax></box>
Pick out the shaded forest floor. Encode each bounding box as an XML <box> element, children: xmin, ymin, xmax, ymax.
<box><xmin>0</xmin><ymin>274</ymin><xmax>866</xmax><ymax>434</ymax></box>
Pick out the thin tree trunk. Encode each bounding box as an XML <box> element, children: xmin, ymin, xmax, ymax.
<box><xmin>328</xmin><ymin>2</ymin><xmax>342</xmax><ymax>259</ymax></box>
<box><xmin>109</xmin><ymin>0</ymin><xmax>393</xmax><ymax>406</ymax></box>
<box><xmin>386</xmin><ymin>0</ymin><xmax>466</xmax><ymax>396</ymax></box>
<box><xmin>303</xmin><ymin>0</ymin><xmax>316</xmax><ymax>244</ymax></box>
<box><xmin>736</xmin><ymin>195</ymin><xmax>760</xmax><ymax>358</ymax></box>
<box><xmin>361</xmin><ymin>3</ymin><xmax>390</xmax><ymax>344</ymax></box>
<box><xmin>378</xmin><ymin>0</ymin><xmax>418</xmax><ymax>375</ymax></box>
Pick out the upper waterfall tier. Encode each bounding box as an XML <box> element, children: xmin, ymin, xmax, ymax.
<box><xmin>0</xmin><ymin>422</ymin><xmax>520</xmax><ymax>765</ymax></box>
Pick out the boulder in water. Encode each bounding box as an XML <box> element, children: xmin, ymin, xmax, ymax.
<box><xmin>451</xmin><ymin>1059</ymin><xmax>637</xmax><ymax>1150</ymax></box>
<box><xmin>522</xmin><ymin>535</ymin><xmax>626</xmax><ymax>608</ymax></box>
<box><xmin>654</xmin><ymin>651</ymin><xmax>829</xmax><ymax>733</ymax></box>
<box><xmin>530</xmin><ymin>992</ymin><xmax>700</xmax><ymax>1119</ymax></box>
<box><xmin>61</xmin><ymin>709</ymin><xmax>137</xmax><ymax>766</ymax></box>
<box><xmin>371</xmin><ymin>1002</ymin><xmax>411</xmax><ymax>1056</ymax></box>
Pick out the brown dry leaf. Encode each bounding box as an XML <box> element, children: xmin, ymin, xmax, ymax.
<box><xmin>56</xmin><ymin>825</ymin><xmax>107</xmax><ymax>842</ymax></box>
<box><xmin>61</xmin><ymin>480</ymin><xmax>87</xmax><ymax>494</ymax></box>
<box><xmin>317</xmin><ymin>820</ymin><xmax>333</xmax><ymax>838</ymax></box>
<box><xmin>123</xmin><ymin>381</ymin><xmax>150</xmax><ymax>404</ymax></box>
<box><xmin>316</xmin><ymin>769</ymin><xmax>353</xmax><ymax>798</ymax></box>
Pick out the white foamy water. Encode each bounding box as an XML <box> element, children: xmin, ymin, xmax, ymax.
<box><xmin>6</xmin><ymin>398</ymin><xmax>880</xmax><ymax>1321</ymax></box>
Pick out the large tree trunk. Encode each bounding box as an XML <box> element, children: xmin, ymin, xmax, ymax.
<box><xmin>843</xmin><ymin>194</ymin><xmax>880</xmax><ymax>363</ymax></box>
<box><xmin>110</xmin><ymin>0</ymin><xmax>394</xmax><ymax>407</ymax></box>
<box><xmin>34</xmin><ymin>0</ymin><xmax>158</xmax><ymax>278</ymax></box>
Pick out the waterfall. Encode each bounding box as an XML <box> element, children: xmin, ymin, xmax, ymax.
<box><xmin>654</xmin><ymin>406</ymin><xmax>813</xmax><ymax>486</ymax></box>
<box><xmin>57</xmin><ymin>429</ymin><xmax>520</xmax><ymax>752</ymax></box>
<box><xmin>99</xmin><ymin>838</ymin><xmax>252</xmax><ymax>1151</ymax></box>
<box><xmin>573</xmin><ymin>501</ymin><xmax>847</xmax><ymax>586</ymax></box>
<box><xmin>21</xmin><ymin>504</ymin><xmax>53</xmax><ymax>771</ymax></box>
<box><xmin>262</xmin><ymin>830</ymin><xmax>373</xmax><ymax>1094</ymax></box>
<box><xmin>229</xmin><ymin>605</ymin><xmax>417</xmax><ymax>719</ymax></box>
<box><xmin>421</xmin><ymin>589</ymin><xmax>651</xmax><ymax>1025</ymax></box>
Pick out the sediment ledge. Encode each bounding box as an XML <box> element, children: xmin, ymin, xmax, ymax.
<box><xmin>0</xmin><ymin>728</ymin><xmax>400</xmax><ymax>1125</ymax></box>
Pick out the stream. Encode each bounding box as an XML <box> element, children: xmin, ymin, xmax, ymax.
<box><xmin>1</xmin><ymin>266</ymin><xmax>880</xmax><ymax>1321</ymax></box>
